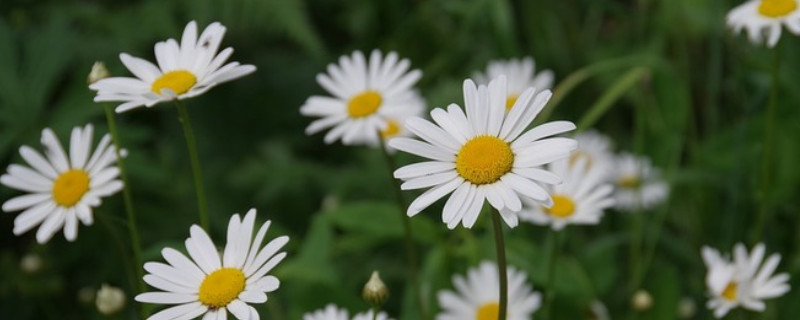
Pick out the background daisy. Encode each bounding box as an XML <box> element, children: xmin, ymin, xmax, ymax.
<box><xmin>571</xmin><ymin>130</ymin><xmax>614</xmax><ymax>176</ymax></box>
<box><xmin>1</xmin><ymin>124</ymin><xmax>122</xmax><ymax>243</ymax></box>
<box><xmin>352</xmin><ymin>310</ymin><xmax>393</xmax><ymax>320</ymax></box>
<box><xmin>136</xmin><ymin>209</ymin><xmax>288</xmax><ymax>320</ymax></box>
<box><xmin>90</xmin><ymin>20</ymin><xmax>256</xmax><ymax>112</ymax></box>
<box><xmin>611</xmin><ymin>152</ymin><xmax>669</xmax><ymax>212</ymax></box>
<box><xmin>727</xmin><ymin>0</ymin><xmax>800</xmax><ymax>47</ymax></box>
<box><xmin>303</xmin><ymin>304</ymin><xmax>349</xmax><ymax>320</ymax></box>
<box><xmin>437</xmin><ymin>261</ymin><xmax>541</xmax><ymax>320</ymax></box>
<box><xmin>390</xmin><ymin>76</ymin><xmax>576</xmax><ymax>229</ymax></box>
<box><xmin>300</xmin><ymin>49</ymin><xmax>424</xmax><ymax>146</ymax></box>
<box><xmin>474</xmin><ymin>57</ymin><xmax>554</xmax><ymax>111</ymax></box>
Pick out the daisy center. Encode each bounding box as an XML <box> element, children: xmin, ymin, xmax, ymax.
<box><xmin>347</xmin><ymin>90</ymin><xmax>382</xmax><ymax>118</ymax></box>
<box><xmin>759</xmin><ymin>0</ymin><xmax>798</xmax><ymax>18</ymax></box>
<box><xmin>151</xmin><ymin>70</ymin><xmax>197</xmax><ymax>96</ymax></box>
<box><xmin>52</xmin><ymin>169</ymin><xmax>90</xmax><ymax>207</ymax></box>
<box><xmin>198</xmin><ymin>268</ymin><xmax>246</xmax><ymax>308</ymax></box>
<box><xmin>475</xmin><ymin>302</ymin><xmax>499</xmax><ymax>320</ymax></box>
<box><xmin>569</xmin><ymin>151</ymin><xmax>593</xmax><ymax>168</ymax></box>
<box><xmin>381</xmin><ymin>119</ymin><xmax>401</xmax><ymax>139</ymax></box>
<box><xmin>505</xmin><ymin>94</ymin><xmax>519</xmax><ymax>111</ymax></box>
<box><xmin>722</xmin><ymin>282</ymin><xmax>738</xmax><ymax>301</ymax></box>
<box><xmin>544</xmin><ymin>194</ymin><xmax>576</xmax><ymax>218</ymax></box>
<box><xmin>456</xmin><ymin>136</ymin><xmax>514</xmax><ymax>185</ymax></box>
<box><xmin>618</xmin><ymin>175</ymin><xmax>641</xmax><ymax>189</ymax></box>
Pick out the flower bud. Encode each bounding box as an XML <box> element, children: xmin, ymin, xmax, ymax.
<box><xmin>631</xmin><ymin>289</ymin><xmax>653</xmax><ymax>311</ymax></box>
<box><xmin>20</xmin><ymin>253</ymin><xmax>43</xmax><ymax>274</ymax></box>
<box><xmin>96</xmin><ymin>284</ymin><xmax>126</xmax><ymax>315</ymax></box>
<box><xmin>362</xmin><ymin>271</ymin><xmax>389</xmax><ymax>307</ymax></box>
<box><xmin>678</xmin><ymin>297</ymin><xmax>696</xmax><ymax>318</ymax></box>
<box><xmin>88</xmin><ymin>62</ymin><xmax>110</xmax><ymax>85</ymax></box>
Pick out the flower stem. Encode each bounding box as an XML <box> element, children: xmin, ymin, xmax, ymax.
<box><xmin>174</xmin><ymin>100</ymin><xmax>209</xmax><ymax>231</ymax></box>
<box><xmin>542</xmin><ymin>229</ymin><xmax>562</xmax><ymax>320</ymax></box>
<box><xmin>490</xmin><ymin>208</ymin><xmax>508</xmax><ymax>320</ymax></box>
<box><xmin>103</xmin><ymin>105</ymin><xmax>146</xmax><ymax>319</ymax></box>
<box><xmin>752</xmin><ymin>45</ymin><xmax>781</xmax><ymax>244</ymax></box>
<box><xmin>377</xmin><ymin>138</ymin><xmax>427</xmax><ymax>320</ymax></box>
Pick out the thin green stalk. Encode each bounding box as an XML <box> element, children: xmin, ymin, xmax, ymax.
<box><xmin>752</xmin><ymin>45</ymin><xmax>781</xmax><ymax>244</ymax></box>
<box><xmin>103</xmin><ymin>105</ymin><xmax>146</xmax><ymax>319</ymax></box>
<box><xmin>575</xmin><ymin>67</ymin><xmax>650</xmax><ymax>133</ymax></box>
<box><xmin>542</xmin><ymin>229</ymin><xmax>562</xmax><ymax>320</ymax></box>
<box><xmin>490</xmin><ymin>208</ymin><xmax>508</xmax><ymax>320</ymax></box>
<box><xmin>174</xmin><ymin>100</ymin><xmax>209</xmax><ymax>231</ymax></box>
<box><xmin>371</xmin><ymin>306</ymin><xmax>379</xmax><ymax>320</ymax></box>
<box><xmin>97</xmin><ymin>213</ymin><xmax>138</xmax><ymax>318</ymax></box>
<box><xmin>377</xmin><ymin>138</ymin><xmax>427</xmax><ymax>320</ymax></box>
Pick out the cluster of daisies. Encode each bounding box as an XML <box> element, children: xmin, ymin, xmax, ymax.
<box><xmin>1</xmin><ymin>0</ymin><xmax>798</xmax><ymax>316</ymax></box>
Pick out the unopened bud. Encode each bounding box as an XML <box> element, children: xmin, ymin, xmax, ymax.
<box><xmin>362</xmin><ymin>271</ymin><xmax>389</xmax><ymax>307</ymax></box>
<box><xmin>88</xmin><ymin>62</ymin><xmax>110</xmax><ymax>85</ymax></box>
<box><xmin>20</xmin><ymin>253</ymin><xmax>43</xmax><ymax>274</ymax></box>
<box><xmin>677</xmin><ymin>297</ymin><xmax>696</xmax><ymax>318</ymax></box>
<box><xmin>96</xmin><ymin>284</ymin><xmax>126</xmax><ymax>315</ymax></box>
<box><xmin>631</xmin><ymin>290</ymin><xmax>653</xmax><ymax>311</ymax></box>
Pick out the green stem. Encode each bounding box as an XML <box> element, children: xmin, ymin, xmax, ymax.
<box><xmin>377</xmin><ymin>138</ymin><xmax>427</xmax><ymax>320</ymax></box>
<box><xmin>490</xmin><ymin>208</ymin><xmax>508</xmax><ymax>320</ymax></box>
<box><xmin>542</xmin><ymin>229</ymin><xmax>562</xmax><ymax>320</ymax></box>
<box><xmin>103</xmin><ymin>105</ymin><xmax>146</xmax><ymax>319</ymax></box>
<box><xmin>752</xmin><ymin>45</ymin><xmax>780</xmax><ymax>244</ymax></box>
<box><xmin>97</xmin><ymin>213</ymin><xmax>138</xmax><ymax>318</ymax></box>
<box><xmin>174</xmin><ymin>101</ymin><xmax>209</xmax><ymax>231</ymax></box>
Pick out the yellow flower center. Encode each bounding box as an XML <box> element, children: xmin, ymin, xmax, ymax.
<box><xmin>759</xmin><ymin>0</ymin><xmax>798</xmax><ymax>18</ymax></box>
<box><xmin>618</xmin><ymin>175</ymin><xmax>641</xmax><ymax>189</ymax></box>
<box><xmin>456</xmin><ymin>136</ymin><xmax>514</xmax><ymax>185</ymax></box>
<box><xmin>52</xmin><ymin>170</ymin><xmax>90</xmax><ymax>207</ymax></box>
<box><xmin>347</xmin><ymin>90</ymin><xmax>382</xmax><ymax>118</ymax></box>
<box><xmin>381</xmin><ymin>119</ymin><xmax>401</xmax><ymax>139</ymax></box>
<box><xmin>544</xmin><ymin>194</ymin><xmax>576</xmax><ymax>218</ymax></box>
<box><xmin>569</xmin><ymin>151</ymin><xmax>593</xmax><ymax>168</ymax></box>
<box><xmin>198</xmin><ymin>268</ymin><xmax>246</xmax><ymax>308</ymax></box>
<box><xmin>722</xmin><ymin>282</ymin><xmax>738</xmax><ymax>301</ymax></box>
<box><xmin>505</xmin><ymin>94</ymin><xmax>518</xmax><ymax>111</ymax></box>
<box><xmin>475</xmin><ymin>302</ymin><xmax>499</xmax><ymax>320</ymax></box>
<box><xmin>151</xmin><ymin>70</ymin><xmax>197</xmax><ymax>96</ymax></box>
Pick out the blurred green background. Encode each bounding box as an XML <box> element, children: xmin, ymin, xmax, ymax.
<box><xmin>2</xmin><ymin>0</ymin><xmax>800</xmax><ymax>319</ymax></box>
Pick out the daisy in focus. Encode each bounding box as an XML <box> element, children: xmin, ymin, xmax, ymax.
<box><xmin>511</xmin><ymin>157</ymin><xmax>614</xmax><ymax>230</ymax></box>
<box><xmin>136</xmin><ymin>208</ymin><xmax>288</xmax><ymax>320</ymax></box>
<box><xmin>611</xmin><ymin>153</ymin><xmax>669</xmax><ymax>212</ymax></box>
<box><xmin>702</xmin><ymin>243</ymin><xmax>790</xmax><ymax>318</ymax></box>
<box><xmin>390</xmin><ymin>76</ymin><xmax>576</xmax><ymax>229</ymax></box>
<box><xmin>727</xmin><ymin>0</ymin><xmax>800</xmax><ymax>47</ymax></box>
<box><xmin>90</xmin><ymin>20</ymin><xmax>256</xmax><ymax>113</ymax></box>
<box><xmin>300</xmin><ymin>50</ymin><xmax>424</xmax><ymax>146</ymax></box>
<box><xmin>437</xmin><ymin>261</ymin><xmax>541</xmax><ymax>320</ymax></box>
<box><xmin>1</xmin><ymin>124</ymin><xmax>122</xmax><ymax>243</ymax></box>
<box><xmin>571</xmin><ymin>130</ymin><xmax>614</xmax><ymax>175</ymax></box>
<box><xmin>303</xmin><ymin>304</ymin><xmax>349</xmax><ymax>320</ymax></box>
<box><xmin>474</xmin><ymin>57</ymin><xmax>554</xmax><ymax>111</ymax></box>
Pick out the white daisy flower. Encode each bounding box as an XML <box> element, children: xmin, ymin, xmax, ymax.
<box><xmin>300</xmin><ymin>50</ymin><xmax>424</xmax><ymax>146</ymax></box>
<box><xmin>437</xmin><ymin>261</ymin><xmax>541</xmax><ymax>320</ymax></box>
<box><xmin>1</xmin><ymin>124</ymin><xmax>123</xmax><ymax>243</ymax></box>
<box><xmin>303</xmin><ymin>304</ymin><xmax>349</xmax><ymax>320</ymax></box>
<box><xmin>90</xmin><ymin>20</ymin><xmax>256</xmax><ymax>113</ymax></box>
<box><xmin>511</xmin><ymin>157</ymin><xmax>614</xmax><ymax>230</ymax></box>
<box><xmin>390</xmin><ymin>76</ymin><xmax>577</xmax><ymax>229</ymax></box>
<box><xmin>136</xmin><ymin>208</ymin><xmax>289</xmax><ymax>320</ymax></box>
<box><xmin>352</xmin><ymin>310</ymin><xmax>393</xmax><ymax>320</ymax></box>
<box><xmin>611</xmin><ymin>153</ymin><xmax>669</xmax><ymax>212</ymax></box>
<box><xmin>727</xmin><ymin>0</ymin><xmax>800</xmax><ymax>47</ymax></box>
<box><xmin>474</xmin><ymin>57</ymin><xmax>554</xmax><ymax>111</ymax></box>
<box><xmin>702</xmin><ymin>243</ymin><xmax>791</xmax><ymax>318</ymax></box>
<box><xmin>571</xmin><ymin>130</ymin><xmax>614</xmax><ymax>176</ymax></box>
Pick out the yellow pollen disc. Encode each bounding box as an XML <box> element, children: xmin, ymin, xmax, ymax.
<box><xmin>505</xmin><ymin>94</ymin><xmax>519</xmax><ymax>111</ymax></box>
<box><xmin>618</xmin><ymin>175</ymin><xmax>641</xmax><ymax>189</ymax></box>
<box><xmin>347</xmin><ymin>90</ymin><xmax>382</xmax><ymax>118</ymax></box>
<box><xmin>544</xmin><ymin>194</ymin><xmax>576</xmax><ymax>218</ymax></box>
<box><xmin>456</xmin><ymin>136</ymin><xmax>514</xmax><ymax>185</ymax></box>
<box><xmin>198</xmin><ymin>268</ymin><xmax>246</xmax><ymax>308</ymax></box>
<box><xmin>475</xmin><ymin>302</ymin><xmax>499</xmax><ymax>320</ymax></box>
<box><xmin>52</xmin><ymin>170</ymin><xmax>90</xmax><ymax>207</ymax></box>
<box><xmin>722</xmin><ymin>282</ymin><xmax>738</xmax><ymax>301</ymax></box>
<box><xmin>381</xmin><ymin>119</ymin><xmax>401</xmax><ymax>139</ymax></box>
<box><xmin>759</xmin><ymin>0</ymin><xmax>798</xmax><ymax>17</ymax></box>
<box><xmin>151</xmin><ymin>70</ymin><xmax>197</xmax><ymax>96</ymax></box>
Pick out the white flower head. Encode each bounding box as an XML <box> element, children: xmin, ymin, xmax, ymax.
<box><xmin>572</xmin><ymin>130</ymin><xmax>615</xmax><ymax>176</ymax></box>
<box><xmin>1</xmin><ymin>124</ymin><xmax>123</xmax><ymax>243</ymax></box>
<box><xmin>90</xmin><ymin>20</ymin><xmax>256</xmax><ymax>113</ymax></box>
<box><xmin>611</xmin><ymin>153</ymin><xmax>669</xmax><ymax>212</ymax></box>
<box><xmin>303</xmin><ymin>304</ymin><xmax>349</xmax><ymax>320</ymax></box>
<box><xmin>512</xmin><ymin>157</ymin><xmax>614</xmax><ymax>230</ymax></box>
<box><xmin>96</xmin><ymin>284</ymin><xmax>127</xmax><ymax>315</ymax></box>
<box><xmin>390</xmin><ymin>76</ymin><xmax>577</xmax><ymax>229</ymax></box>
<box><xmin>727</xmin><ymin>0</ymin><xmax>800</xmax><ymax>47</ymax></box>
<box><xmin>474</xmin><ymin>57</ymin><xmax>554</xmax><ymax>112</ymax></box>
<box><xmin>437</xmin><ymin>261</ymin><xmax>541</xmax><ymax>320</ymax></box>
<box><xmin>300</xmin><ymin>50</ymin><xmax>425</xmax><ymax>146</ymax></box>
<box><xmin>702</xmin><ymin>243</ymin><xmax>791</xmax><ymax>318</ymax></box>
<box><xmin>352</xmin><ymin>310</ymin><xmax>393</xmax><ymax>320</ymax></box>
<box><xmin>136</xmin><ymin>208</ymin><xmax>289</xmax><ymax>320</ymax></box>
